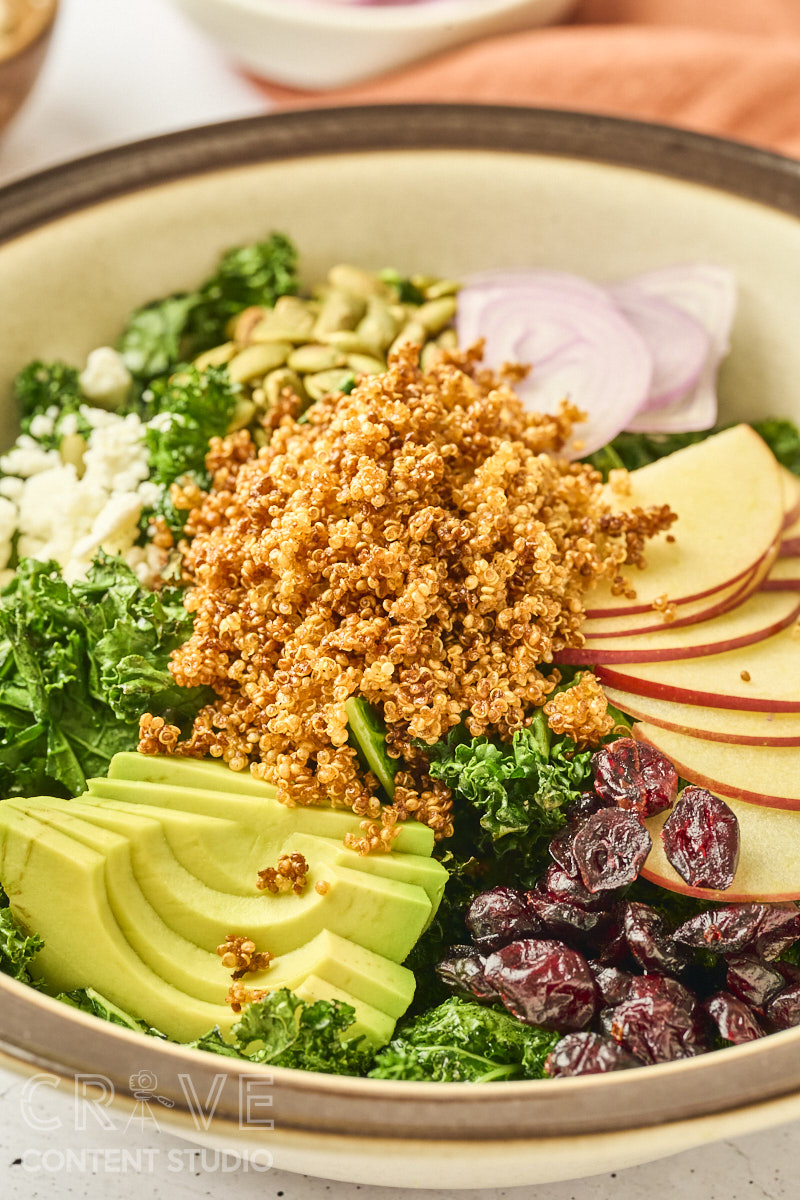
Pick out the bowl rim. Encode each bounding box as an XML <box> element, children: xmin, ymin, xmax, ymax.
<box><xmin>1</xmin><ymin>103</ymin><xmax>800</xmax><ymax>1143</ymax></box>
<box><xmin>171</xmin><ymin>0</ymin><xmax>568</xmax><ymax>35</ymax></box>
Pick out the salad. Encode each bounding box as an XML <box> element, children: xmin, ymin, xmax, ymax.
<box><xmin>1</xmin><ymin>233</ymin><xmax>799</xmax><ymax>1082</ymax></box>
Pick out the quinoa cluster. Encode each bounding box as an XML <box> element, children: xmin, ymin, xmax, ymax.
<box><xmin>141</xmin><ymin>346</ymin><xmax>673</xmax><ymax>838</ymax></box>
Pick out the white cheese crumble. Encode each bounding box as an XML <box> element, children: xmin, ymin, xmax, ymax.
<box><xmin>78</xmin><ymin>347</ymin><xmax>133</xmax><ymax>409</ymax></box>
<box><xmin>0</xmin><ymin>349</ymin><xmax>171</xmax><ymax>585</ymax></box>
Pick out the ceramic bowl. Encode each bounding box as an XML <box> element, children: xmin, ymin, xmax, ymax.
<box><xmin>167</xmin><ymin>0</ymin><xmax>578</xmax><ymax>90</ymax></box>
<box><xmin>1</xmin><ymin>105</ymin><xmax>800</xmax><ymax>1188</ymax></box>
<box><xmin>0</xmin><ymin>0</ymin><xmax>57</xmax><ymax>134</ymax></box>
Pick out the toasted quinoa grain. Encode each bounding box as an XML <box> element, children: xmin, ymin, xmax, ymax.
<box><xmin>543</xmin><ymin>672</ymin><xmax>615</xmax><ymax>747</ymax></box>
<box><xmin>141</xmin><ymin>345</ymin><xmax>673</xmax><ymax>836</ymax></box>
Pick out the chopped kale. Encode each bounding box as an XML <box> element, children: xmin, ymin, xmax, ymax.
<box><xmin>117</xmin><ymin>234</ymin><xmax>299</xmax><ymax>382</ymax></box>
<box><xmin>13</xmin><ymin>361</ymin><xmax>90</xmax><ymax>448</ymax></box>
<box><xmin>0</xmin><ymin>555</ymin><xmax>211</xmax><ymax>797</ymax></box>
<box><xmin>142</xmin><ymin>365</ymin><xmax>238</xmax><ymax>490</ymax></box>
<box><xmin>370</xmin><ymin>997</ymin><xmax>557</xmax><ymax>1082</ymax></box>
<box><xmin>0</xmin><ymin>885</ymin><xmax>44</xmax><ymax>983</ymax></box>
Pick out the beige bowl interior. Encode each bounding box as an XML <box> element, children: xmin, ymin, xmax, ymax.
<box><xmin>0</xmin><ymin>107</ymin><xmax>799</xmax><ymax>1188</ymax></box>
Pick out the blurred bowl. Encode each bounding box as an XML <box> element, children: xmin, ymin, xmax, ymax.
<box><xmin>0</xmin><ymin>0</ymin><xmax>57</xmax><ymax>134</ymax></box>
<box><xmin>168</xmin><ymin>0</ymin><xmax>578</xmax><ymax>90</ymax></box>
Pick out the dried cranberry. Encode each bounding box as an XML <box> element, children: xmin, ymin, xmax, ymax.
<box><xmin>767</xmin><ymin>983</ymin><xmax>800</xmax><ymax>1030</ymax></box>
<box><xmin>572</xmin><ymin>808</ymin><xmax>652</xmax><ymax>893</ymax></box>
<box><xmin>588</xmin><ymin>906</ymin><xmax>630</xmax><ymax>966</ymax></box>
<box><xmin>624</xmin><ymin>901</ymin><xmax>691</xmax><ymax>976</ymax></box>
<box><xmin>483</xmin><ymin>938</ymin><xmax>597</xmax><ymax>1031</ymax></box>
<box><xmin>591</xmin><ymin>737</ymin><xmax>677</xmax><ymax>819</ymax></box>
<box><xmin>726</xmin><ymin>956</ymin><xmax>785</xmax><ymax>1014</ymax></box>
<box><xmin>549</xmin><ymin>827</ymin><xmax>579</xmax><ymax>875</ymax></box>
<box><xmin>703</xmin><ymin>991</ymin><xmax>763</xmax><ymax>1044</ymax></box>
<box><xmin>545</xmin><ymin>1032</ymin><xmax>639</xmax><ymax>1077</ymax></box>
<box><xmin>542</xmin><ymin>863</ymin><xmax>611</xmax><ymax>911</ymax></box>
<box><xmin>601</xmin><ymin>976</ymin><xmax>706</xmax><ymax>1064</ymax></box>
<box><xmin>466</xmin><ymin>886</ymin><xmax>541</xmax><ymax>953</ymax></box>
<box><xmin>674</xmin><ymin>903</ymin><xmax>800</xmax><ymax>961</ymax></box>
<box><xmin>526</xmin><ymin>893</ymin><xmax>611</xmax><ymax>944</ymax></box>
<box><xmin>661</xmin><ymin>787</ymin><xmax>740</xmax><ymax>891</ymax></box>
<box><xmin>436</xmin><ymin>946</ymin><xmax>498</xmax><ymax>1003</ymax></box>
<box><xmin>569</xmin><ymin>791</ymin><xmax>612</xmax><ymax>822</ymax></box>
<box><xmin>590</xmin><ymin>965</ymin><xmax>637</xmax><ymax>1006</ymax></box>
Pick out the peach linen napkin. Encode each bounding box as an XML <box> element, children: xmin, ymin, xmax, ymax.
<box><xmin>259</xmin><ymin>0</ymin><xmax>800</xmax><ymax>157</ymax></box>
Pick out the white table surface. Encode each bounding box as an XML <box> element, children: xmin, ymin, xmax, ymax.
<box><xmin>1</xmin><ymin>1</ymin><xmax>799</xmax><ymax>1195</ymax></box>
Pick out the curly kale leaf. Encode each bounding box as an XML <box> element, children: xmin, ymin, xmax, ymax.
<box><xmin>370</xmin><ymin>998</ymin><xmax>558</xmax><ymax>1082</ymax></box>
<box><xmin>426</xmin><ymin>710</ymin><xmax>591</xmax><ymax>874</ymax></box>
<box><xmin>13</xmin><ymin>361</ymin><xmax>90</xmax><ymax>448</ymax></box>
<box><xmin>0</xmin><ymin>555</ymin><xmax>211</xmax><ymax>798</ymax></box>
<box><xmin>201</xmin><ymin>989</ymin><xmax>373</xmax><ymax>1075</ymax></box>
<box><xmin>142</xmin><ymin>365</ymin><xmax>238</xmax><ymax>490</ymax></box>
<box><xmin>117</xmin><ymin>233</ymin><xmax>299</xmax><ymax>382</ymax></box>
<box><xmin>0</xmin><ymin>887</ymin><xmax>44</xmax><ymax>983</ymax></box>
<box><xmin>751</xmin><ymin>419</ymin><xmax>800</xmax><ymax>477</ymax></box>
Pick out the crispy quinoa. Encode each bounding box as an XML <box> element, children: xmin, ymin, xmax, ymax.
<box><xmin>141</xmin><ymin>346</ymin><xmax>673</xmax><ymax>836</ymax></box>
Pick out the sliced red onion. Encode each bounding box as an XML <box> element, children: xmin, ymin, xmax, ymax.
<box><xmin>605</xmin><ymin>284</ymin><xmax>710</xmax><ymax>410</ymax></box>
<box><xmin>619</xmin><ymin>265</ymin><xmax>736</xmax><ymax>434</ymax></box>
<box><xmin>457</xmin><ymin>271</ymin><xmax>653</xmax><ymax>457</ymax></box>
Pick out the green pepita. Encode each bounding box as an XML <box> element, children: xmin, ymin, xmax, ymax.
<box><xmin>193</xmin><ymin>341</ymin><xmax>237</xmax><ymax>372</ymax></box>
<box><xmin>305</xmin><ymin>368</ymin><xmax>356</xmax><ymax>402</ymax></box>
<box><xmin>327</xmin><ymin>264</ymin><xmax>387</xmax><ymax>298</ymax></box>
<box><xmin>356</xmin><ymin>298</ymin><xmax>399</xmax><ymax>354</ymax></box>
<box><xmin>288</xmin><ymin>344</ymin><xmax>348</xmax><ymax>374</ymax></box>
<box><xmin>251</xmin><ymin>296</ymin><xmax>316</xmax><ymax>344</ymax></box>
<box><xmin>263</xmin><ymin>367</ymin><xmax>307</xmax><ymax>409</ymax></box>
<box><xmin>228</xmin><ymin>342</ymin><xmax>292</xmax><ymax>383</ymax></box>
<box><xmin>59</xmin><ymin>432</ymin><xmax>87</xmax><ymax>478</ymax></box>
<box><xmin>227</xmin><ymin>398</ymin><xmax>257</xmax><ymax>433</ymax></box>
<box><xmin>313</xmin><ymin>288</ymin><xmax>367</xmax><ymax>337</ymax></box>
<box><xmin>347</xmin><ymin>353</ymin><xmax>386</xmax><ymax>376</ymax></box>
<box><xmin>415</xmin><ymin>296</ymin><xmax>457</xmax><ymax>335</ymax></box>
<box><xmin>389</xmin><ymin>320</ymin><xmax>427</xmax><ymax>357</ymax></box>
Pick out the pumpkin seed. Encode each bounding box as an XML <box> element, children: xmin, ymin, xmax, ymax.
<box><xmin>425</xmin><ymin>279</ymin><xmax>461</xmax><ymax>300</ymax></box>
<box><xmin>389</xmin><ymin>320</ymin><xmax>427</xmax><ymax>357</ymax></box>
<box><xmin>347</xmin><ymin>353</ymin><xmax>386</xmax><ymax>376</ymax></box>
<box><xmin>251</xmin><ymin>296</ymin><xmax>316</xmax><ymax>344</ymax></box>
<box><xmin>415</xmin><ymin>296</ymin><xmax>457</xmax><ymax>335</ymax></box>
<box><xmin>228</xmin><ymin>342</ymin><xmax>292</xmax><ymax>383</ymax></box>
<box><xmin>288</xmin><ymin>344</ymin><xmax>348</xmax><ymax>374</ymax></box>
<box><xmin>327</xmin><ymin>263</ymin><xmax>387</xmax><ymax>298</ymax></box>
<box><xmin>264</xmin><ymin>367</ymin><xmax>307</xmax><ymax>409</ymax></box>
<box><xmin>356</xmin><ymin>298</ymin><xmax>399</xmax><ymax>354</ymax></box>
<box><xmin>437</xmin><ymin>328</ymin><xmax>459</xmax><ymax>350</ymax></box>
<box><xmin>193</xmin><ymin>341</ymin><xmax>237</xmax><ymax>372</ymax></box>
<box><xmin>227</xmin><ymin>397</ymin><xmax>257</xmax><ymax>432</ymax></box>
<box><xmin>420</xmin><ymin>342</ymin><xmax>443</xmax><ymax>373</ymax></box>
<box><xmin>319</xmin><ymin>330</ymin><xmax>376</xmax><ymax>356</ymax></box>
<box><xmin>305</xmin><ymin>368</ymin><xmax>356</xmax><ymax>402</ymax></box>
<box><xmin>313</xmin><ymin>288</ymin><xmax>367</xmax><ymax>337</ymax></box>
<box><xmin>231</xmin><ymin>306</ymin><xmax>268</xmax><ymax>345</ymax></box>
<box><xmin>59</xmin><ymin>432</ymin><xmax>87</xmax><ymax>478</ymax></box>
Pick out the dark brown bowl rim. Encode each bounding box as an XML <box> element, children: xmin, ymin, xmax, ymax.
<box><xmin>1</xmin><ymin>104</ymin><xmax>800</xmax><ymax>1144</ymax></box>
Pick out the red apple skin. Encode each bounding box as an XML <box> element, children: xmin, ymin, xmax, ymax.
<box><xmin>595</xmin><ymin>662</ymin><xmax>800</xmax><ymax>714</ymax></box>
<box><xmin>555</xmin><ymin>593</ymin><xmax>800</xmax><ymax>666</ymax></box>
<box><xmin>640</xmin><ymin>865</ymin><xmax>800</xmax><ymax>904</ymax></box>
<box><xmin>583</xmin><ymin>568</ymin><xmax>759</xmax><ymax>641</ymax></box>
<box><xmin>601</xmin><ymin>688</ymin><xmax>800</xmax><ymax>747</ymax></box>
<box><xmin>781</xmin><ymin>537</ymin><xmax>800</xmax><ymax>558</ymax></box>
<box><xmin>632</xmin><ymin>726</ymin><xmax>800</xmax><ymax>812</ymax></box>
<box><xmin>585</xmin><ymin>550</ymin><xmax>771</xmax><ymax>619</ymax></box>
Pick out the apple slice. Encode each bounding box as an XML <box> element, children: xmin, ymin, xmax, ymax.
<box><xmin>555</xmin><ymin>590</ymin><xmax>800</xmax><ymax>665</ymax></box>
<box><xmin>586</xmin><ymin>426</ymin><xmax>783</xmax><ymax>617</ymax></box>
<box><xmin>643</xmin><ymin>795</ymin><xmax>800</xmax><ymax>901</ymax></box>
<box><xmin>603</xmin><ymin>686</ymin><xmax>800</xmax><ymax>747</ymax></box>
<box><xmin>632</xmin><ymin>722</ymin><xmax>800</xmax><ymax>810</ymax></box>
<box><xmin>763</xmin><ymin>557</ymin><xmax>800</xmax><ymax>591</ymax></box>
<box><xmin>596</xmin><ymin>624</ymin><xmax>800</xmax><ymax>712</ymax></box>
<box><xmin>781</xmin><ymin>466</ymin><xmax>800</xmax><ymax>528</ymax></box>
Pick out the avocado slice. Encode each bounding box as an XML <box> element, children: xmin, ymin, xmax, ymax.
<box><xmin>104</xmin><ymin>754</ymin><xmax>434</xmax><ymax>857</ymax></box>
<box><xmin>79</xmin><ymin>782</ymin><xmax>446</xmax><ymax>912</ymax></box>
<box><xmin>9</xmin><ymin>796</ymin><xmax>431</xmax><ymax>962</ymax></box>
<box><xmin>345</xmin><ymin>697</ymin><xmax>397</xmax><ymax>797</ymax></box>
<box><xmin>0</xmin><ymin>804</ymin><xmax>409</xmax><ymax>1044</ymax></box>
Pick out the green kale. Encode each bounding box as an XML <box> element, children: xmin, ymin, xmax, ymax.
<box><xmin>57</xmin><ymin>987</ymin><xmax>168</xmax><ymax>1037</ymax></box>
<box><xmin>0</xmin><ymin>554</ymin><xmax>212</xmax><ymax>798</ymax></box>
<box><xmin>752</xmin><ymin>419</ymin><xmax>800</xmax><ymax>477</ymax></box>
<box><xmin>586</xmin><ymin>419</ymin><xmax>800</xmax><ymax>480</ymax></box>
<box><xmin>369</xmin><ymin>997</ymin><xmax>558</xmax><ymax>1082</ymax></box>
<box><xmin>426</xmin><ymin>709</ymin><xmax>591</xmax><ymax>882</ymax></box>
<box><xmin>143</xmin><ymin>365</ymin><xmax>238</xmax><ymax>490</ymax></box>
<box><xmin>13</xmin><ymin>361</ymin><xmax>90</xmax><ymax>448</ymax></box>
<box><xmin>117</xmin><ymin>234</ymin><xmax>299</xmax><ymax>382</ymax></box>
<box><xmin>194</xmin><ymin>989</ymin><xmax>373</xmax><ymax>1074</ymax></box>
<box><xmin>0</xmin><ymin>885</ymin><xmax>43</xmax><ymax>983</ymax></box>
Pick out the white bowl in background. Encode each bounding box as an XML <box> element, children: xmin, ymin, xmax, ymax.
<box><xmin>168</xmin><ymin>0</ymin><xmax>578</xmax><ymax>90</ymax></box>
